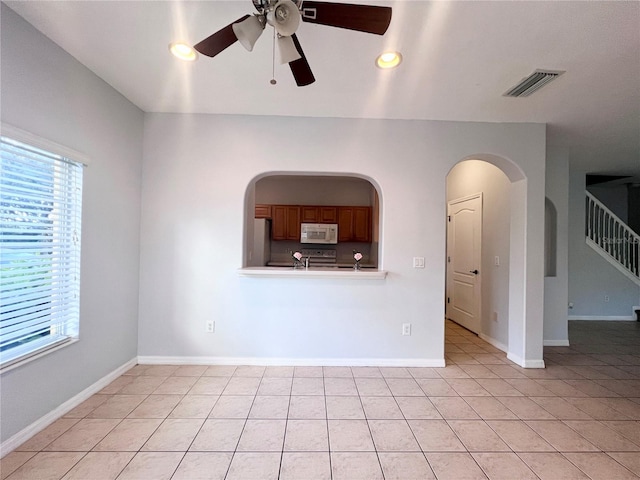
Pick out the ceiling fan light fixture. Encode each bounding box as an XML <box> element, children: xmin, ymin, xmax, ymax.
<box><xmin>268</xmin><ymin>0</ymin><xmax>301</xmax><ymax>36</ymax></box>
<box><xmin>376</xmin><ymin>51</ymin><xmax>401</xmax><ymax>69</ymax></box>
<box><xmin>277</xmin><ymin>35</ymin><xmax>302</xmax><ymax>64</ymax></box>
<box><xmin>232</xmin><ymin>15</ymin><xmax>265</xmax><ymax>51</ymax></box>
<box><xmin>169</xmin><ymin>42</ymin><xmax>198</xmax><ymax>61</ymax></box>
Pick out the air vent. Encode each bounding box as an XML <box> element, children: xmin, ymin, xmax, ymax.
<box><xmin>503</xmin><ymin>70</ymin><xmax>564</xmax><ymax>97</ymax></box>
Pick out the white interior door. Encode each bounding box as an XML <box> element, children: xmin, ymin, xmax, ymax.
<box><xmin>446</xmin><ymin>194</ymin><xmax>482</xmax><ymax>334</ymax></box>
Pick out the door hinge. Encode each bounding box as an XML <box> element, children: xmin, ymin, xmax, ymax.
<box><xmin>447</xmin><ymin>215</ymin><xmax>451</xmax><ymax>222</ymax></box>
<box><xmin>447</xmin><ymin>256</ymin><xmax>451</xmax><ymax>263</ymax></box>
<box><xmin>447</xmin><ymin>297</ymin><xmax>450</xmax><ymax>304</ymax></box>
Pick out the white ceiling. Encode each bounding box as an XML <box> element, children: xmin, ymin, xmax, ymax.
<box><xmin>5</xmin><ymin>0</ymin><xmax>640</xmax><ymax>175</ymax></box>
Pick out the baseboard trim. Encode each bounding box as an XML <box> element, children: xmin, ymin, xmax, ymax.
<box><xmin>0</xmin><ymin>357</ymin><xmax>137</xmax><ymax>458</ymax></box>
<box><xmin>506</xmin><ymin>352</ymin><xmax>545</xmax><ymax>369</ymax></box>
<box><xmin>568</xmin><ymin>315</ymin><xmax>636</xmax><ymax>321</ymax></box>
<box><xmin>478</xmin><ymin>333</ymin><xmax>507</xmax><ymax>353</ymax></box>
<box><xmin>544</xmin><ymin>339</ymin><xmax>570</xmax><ymax>346</ymax></box>
<box><xmin>137</xmin><ymin>356</ymin><xmax>446</xmax><ymax>368</ymax></box>
<box><xmin>522</xmin><ymin>359</ymin><xmax>546</xmax><ymax>368</ymax></box>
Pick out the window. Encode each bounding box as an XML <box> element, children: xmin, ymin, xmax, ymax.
<box><xmin>0</xmin><ymin>126</ymin><xmax>84</xmax><ymax>372</ymax></box>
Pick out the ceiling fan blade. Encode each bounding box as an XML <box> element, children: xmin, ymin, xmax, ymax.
<box><xmin>288</xmin><ymin>34</ymin><xmax>315</xmax><ymax>87</ymax></box>
<box><xmin>300</xmin><ymin>1</ymin><xmax>391</xmax><ymax>35</ymax></box>
<box><xmin>194</xmin><ymin>15</ymin><xmax>250</xmax><ymax>57</ymax></box>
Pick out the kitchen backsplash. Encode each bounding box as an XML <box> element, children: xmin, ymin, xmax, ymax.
<box><xmin>270</xmin><ymin>241</ymin><xmax>374</xmax><ymax>266</ymax></box>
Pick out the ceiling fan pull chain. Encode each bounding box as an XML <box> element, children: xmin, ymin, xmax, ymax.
<box><xmin>270</xmin><ymin>27</ymin><xmax>277</xmax><ymax>85</ymax></box>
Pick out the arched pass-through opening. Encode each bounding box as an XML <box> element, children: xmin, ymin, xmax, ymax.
<box><xmin>445</xmin><ymin>154</ymin><xmax>536</xmax><ymax>367</ymax></box>
<box><xmin>243</xmin><ymin>172</ymin><xmax>383</xmax><ymax>270</ymax></box>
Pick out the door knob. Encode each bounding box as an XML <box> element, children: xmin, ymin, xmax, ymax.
<box><xmin>470</xmin><ymin>269</ymin><xmax>479</xmax><ymax>274</ymax></box>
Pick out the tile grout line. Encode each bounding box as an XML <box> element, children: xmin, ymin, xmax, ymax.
<box><xmin>225</xmin><ymin>368</ymin><xmax>261</xmax><ymax>480</ymax></box>
<box><xmin>275</xmin><ymin>368</ymin><xmax>295</xmax><ymax>480</ymax></box>
<box><xmin>125</xmin><ymin>365</ymin><xmax>217</xmax><ymax>480</ymax></box>
<box><xmin>169</xmin><ymin>368</ymin><xmax>228</xmax><ymax>479</ymax></box>
<box><xmin>322</xmin><ymin>368</ymin><xmax>333</xmax><ymax>480</ymax></box>
<box><xmin>393</xmin><ymin>371</ymin><xmax>439</xmax><ymax>478</ymax></box>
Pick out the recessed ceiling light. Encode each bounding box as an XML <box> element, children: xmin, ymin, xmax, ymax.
<box><xmin>376</xmin><ymin>51</ymin><xmax>402</xmax><ymax>69</ymax></box>
<box><xmin>169</xmin><ymin>42</ymin><xmax>198</xmax><ymax>61</ymax></box>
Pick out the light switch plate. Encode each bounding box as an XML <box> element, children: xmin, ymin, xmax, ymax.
<box><xmin>413</xmin><ymin>257</ymin><xmax>425</xmax><ymax>268</ymax></box>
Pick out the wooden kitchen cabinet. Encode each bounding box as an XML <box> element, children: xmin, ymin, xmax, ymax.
<box><xmin>267</xmin><ymin>204</ymin><xmax>369</xmax><ymax>241</ymax></box>
<box><xmin>271</xmin><ymin>205</ymin><xmax>301</xmax><ymax>241</ymax></box>
<box><xmin>300</xmin><ymin>206</ymin><xmax>337</xmax><ymax>223</ymax></box>
<box><xmin>255</xmin><ymin>204</ymin><xmax>272</xmax><ymax>219</ymax></box>
<box><xmin>319</xmin><ymin>207</ymin><xmax>338</xmax><ymax>223</ymax></box>
<box><xmin>338</xmin><ymin>206</ymin><xmax>371</xmax><ymax>242</ymax></box>
<box><xmin>301</xmin><ymin>206</ymin><xmax>319</xmax><ymax>223</ymax></box>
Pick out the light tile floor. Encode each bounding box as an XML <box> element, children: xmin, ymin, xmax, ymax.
<box><xmin>3</xmin><ymin>320</ymin><xmax>640</xmax><ymax>479</ymax></box>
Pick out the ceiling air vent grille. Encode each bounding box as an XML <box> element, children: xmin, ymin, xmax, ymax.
<box><xmin>503</xmin><ymin>70</ymin><xmax>565</xmax><ymax>97</ymax></box>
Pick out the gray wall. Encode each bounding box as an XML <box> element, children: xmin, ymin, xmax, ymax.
<box><xmin>138</xmin><ymin>115</ymin><xmax>546</xmax><ymax>368</ymax></box>
<box><xmin>447</xmin><ymin>160</ymin><xmax>511</xmax><ymax>349</ymax></box>
<box><xmin>588</xmin><ymin>184</ymin><xmax>628</xmax><ymax>222</ymax></box>
<box><xmin>568</xmin><ymin>167</ymin><xmax>640</xmax><ymax>317</ymax></box>
<box><xmin>544</xmin><ymin>148</ymin><xmax>569</xmax><ymax>344</ymax></box>
<box><xmin>628</xmin><ymin>185</ymin><xmax>640</xmax><ymax>233</ymax></box>
<box><xmin>255</xmin><ymin>175</ymin><xmax>374</xmax><ymax>206</ymax></box>
<box><xmin>1</xmin><ymin>4</ymin><xmax>144</xmax><ymax>443</ymax></box>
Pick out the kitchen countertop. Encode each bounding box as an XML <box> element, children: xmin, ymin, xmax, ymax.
<box><xmin>238</xmin><ymin>266</ymin><xmax>387</xmax><ymax>279</ymax></box>
<box><xmin>267</xmin><ymin>261</ymin><xmax>377</xmax><ymax>268</ymax></box>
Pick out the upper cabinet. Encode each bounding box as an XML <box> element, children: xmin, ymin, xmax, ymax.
<box><xmin>271</xmin><ymin>205</ymin><xmax>301</xmax><ymax>241</ymax></box>
<box><xmin>257</xmin><ymin>204</ymin><xmax>371</xmax><ymax>242</ymax></box>
<box><xmin>255</xmin><ymin>204</ymin><xmax>272</xmax><ymax>219</ymax></box>
<box><xmin>300</xmin><ymin>206</ymin><xmax>338</xmax><ymax>224</ymax></box>
<box><xmin>338</xmin><ymin>206</ymin><xmax>371</xmax><ymax>242</ymax></box>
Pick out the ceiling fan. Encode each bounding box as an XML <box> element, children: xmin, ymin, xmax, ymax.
<box><xmin>193</xmin><ymin>0</ymin><xmax>392</xmax><ymax>86</ymax></box>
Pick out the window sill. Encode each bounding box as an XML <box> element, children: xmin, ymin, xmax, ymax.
<box><xmin>238</xmin><ymin>267</ymin><xmax>387</xmax><ymax>280</ymax></box>
<box><xmin>0</xmin><ymin>337</ymin><xmax>78</xmax><ymax>375</ymax></box>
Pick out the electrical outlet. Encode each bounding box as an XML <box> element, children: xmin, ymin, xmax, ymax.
<box><xmin>402</xmin><ymin>323</ymin><xmax>411</xmax><ymax>336</ymax></box>
<box><xmin>492</xmin><ymin>312</ymin><xmax>498</xmax><ymax>322</ymax></box>
<box><xmin>604</xmin><ymin>295</ymin><xmax>610</xmax><ymax>303</ymax></box>
<box><xmin>206</xmin><ymin>320</ymin><xmax>215</xmax><ymax>333</ymax></box>
<box><xmin>494</xmin><ymin>256</ymin><xmax>500</xmax><ymax>266</ymax></box>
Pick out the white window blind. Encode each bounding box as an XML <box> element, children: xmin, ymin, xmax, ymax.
<box><xmin>0</xmin><ymin>134</ymin><xmax>83</xmax><ymax>371</ymax></box>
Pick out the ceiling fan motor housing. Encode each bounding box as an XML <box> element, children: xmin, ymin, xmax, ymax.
<box><xmin>253</xmin><ymin>0</ymin><xmax>301</xmax><ymax>13</ymax></box>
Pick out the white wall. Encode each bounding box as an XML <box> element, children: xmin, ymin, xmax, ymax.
<box><xmin>544</xmin><ymin>148</ymin><xmax>570</xmax><ymax>344</ymax></box>
<box><xmin>138</xmin><ymin>114</ymin><xmax>546</xmax><ymax>367</ymax></box>
<box><xmin>568</xmin><ymin>167</ymin><xmax>640</xmax><ymax>318</ymax></box>
<box><xmin>446</xmin><ymin>160</ymin><xmax>511</xmax><ymax>349</ymax></box>
<box><xmin>0</xmin><ymin>5</ymin><xmax>144</xmax><ymax>443</ymax></box>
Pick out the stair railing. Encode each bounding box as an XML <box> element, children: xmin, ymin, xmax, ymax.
<box><xmin>585</xmin><ymin>191</ymin><xmax>639</xmax><ymax>279</ymax></box>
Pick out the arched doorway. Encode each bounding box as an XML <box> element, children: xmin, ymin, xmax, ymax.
<box><xmin>446</xmin><ymin>160</ymin><xmax>512</xmax><ymax>350</ymax></box>
<box><xmin>445</xmin><ymin>154</ymin><xmax>543</xmax><ymax>368</ymax></box>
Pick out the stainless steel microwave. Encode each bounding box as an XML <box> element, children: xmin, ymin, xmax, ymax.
<box><xmin>300</xmin><ymin>223</ymin><xmax>338</xmax><ymax>244</ymax></box>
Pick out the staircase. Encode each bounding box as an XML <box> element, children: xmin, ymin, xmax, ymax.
<box><xmin>585</xmin><ymin>191</ymin><xmax>640</xmax><ymax>287</ymax></box>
